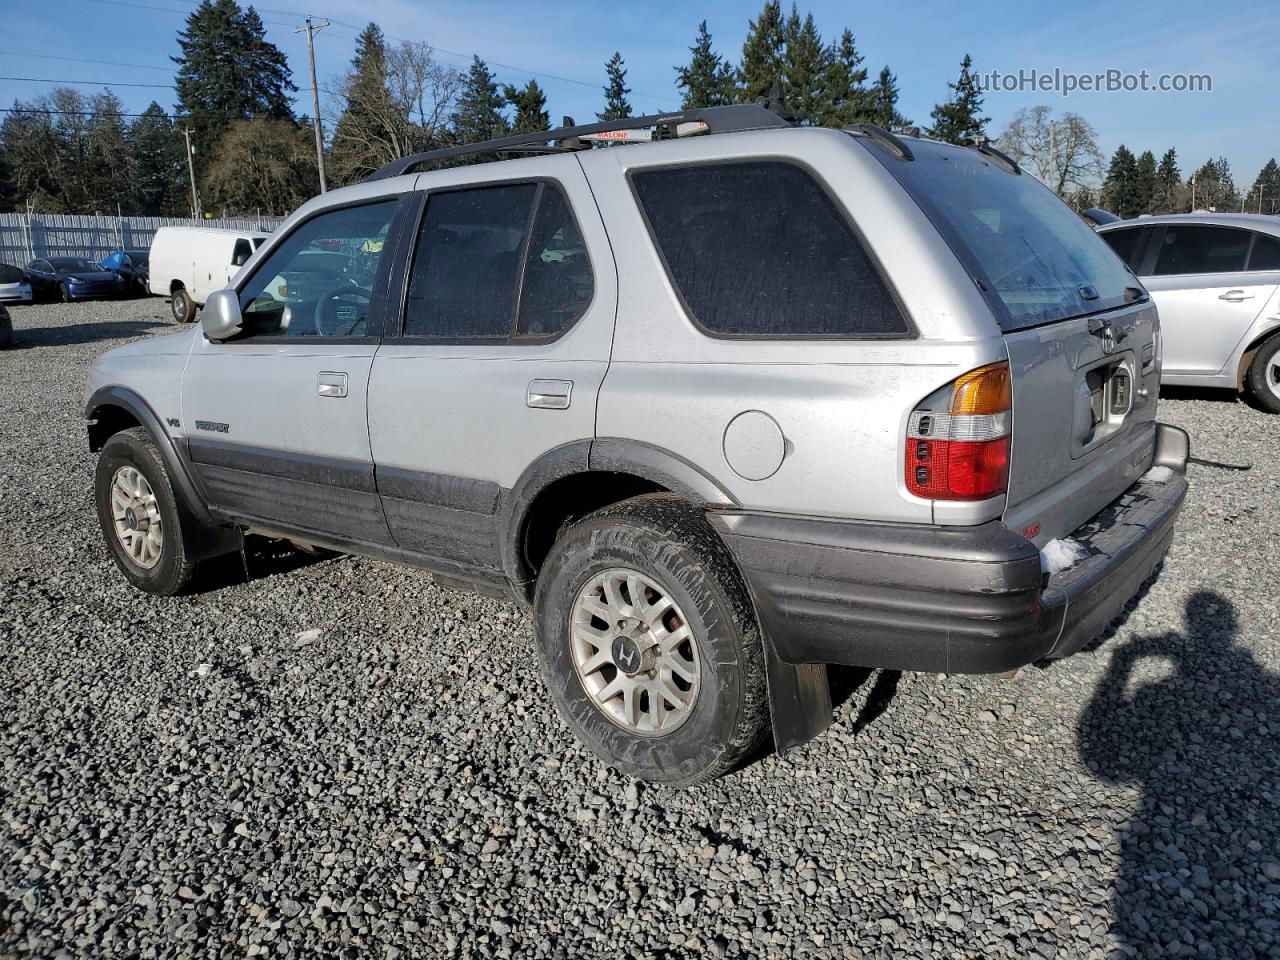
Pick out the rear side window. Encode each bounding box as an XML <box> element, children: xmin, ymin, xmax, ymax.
<box><xmin>631</xmin><ymin>161</ymin><xmax>907</xmax><ymax>338</ymax></box>
<box><xmin>1100</xmin><ymin>226</ymin><xmax>1152</xmax><ymax>271</ymax></box>
<box><xmin>1247</xmin><ymin>233</ymin><xmax>1280</xmax><ymax>271</ymax></box>
<box><xmin>1152</xmin><ymin>225</ymin><xmax>1250</xmax><ymax>275</ymax></box>
<box><xmin>405</xmin><ymin>181</ymin><xmax>593</xmax><ymax>340</ymax></box>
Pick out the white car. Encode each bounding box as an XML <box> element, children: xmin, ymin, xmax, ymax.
<box><xmin>1098</xmin><ymin>213</ymin><xmax>1280</xmax><ymax>412</ymax></box>
<box><xmin>148</xmin><ymin>226</ymin><xmax>268</xmax><ymax>323</ymax></box>
<box><xmin>0</xmin><ymin>263</ymin><xmax>33</xmax><ymax>304</ymax></box>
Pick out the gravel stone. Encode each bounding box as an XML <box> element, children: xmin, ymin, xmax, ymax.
<box><xmin>2</xmin><ymin>299</ymin><xmax>1279</xmax><ymax>959</ymax></box>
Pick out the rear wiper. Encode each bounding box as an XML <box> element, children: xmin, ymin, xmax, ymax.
<box><xmin>1124</xmin><ymin>286</ymin><xmax>1146</xmax><ymax>303</ymax></box>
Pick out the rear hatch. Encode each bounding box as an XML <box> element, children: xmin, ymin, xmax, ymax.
<box><xmin>863</xmin><ymin>137</ymin><xmax>1159</xmax><ymax>544</ymax></box>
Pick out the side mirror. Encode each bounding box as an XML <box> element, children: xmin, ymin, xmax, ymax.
<box><xmin>201</xmin><ymin>288</ymin><xmax>243</xmax><ymax>341</ymax></box>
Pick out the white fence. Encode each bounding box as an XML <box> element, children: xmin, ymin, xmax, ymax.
<box><xmin>0</xmin><ymin>213</ymin><xmax>284</xmax><ymax>265</ymax></box>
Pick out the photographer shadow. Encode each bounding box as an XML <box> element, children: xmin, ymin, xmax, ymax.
<box><xmin>1077</xmin><ymin>591</ymin><xmax>1280</xmax><ymax>957</ymax></box>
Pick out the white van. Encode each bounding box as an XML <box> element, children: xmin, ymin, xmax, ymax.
<box><xmin>149</xmin><ymin>226</ymin><xmax>268</xmax><ymax>323</ymax></box>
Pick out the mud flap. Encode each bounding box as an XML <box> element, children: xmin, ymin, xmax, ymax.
<box><xmin>763</xmin><ymin>637</ymin><xmax>832</xmax><ymax>754</ymax></box>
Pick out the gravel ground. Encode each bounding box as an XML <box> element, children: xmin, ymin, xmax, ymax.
<box><xmin>1</xmin><ymin>298</ymin><xmax>1278</xmax><ymax>960</ymax></box>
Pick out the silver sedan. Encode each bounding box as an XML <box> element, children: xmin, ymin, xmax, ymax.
<box><xmin>1098</xmin><ymin>213</ymin><xmax>1280</xmax><ymax>412</ymax></box>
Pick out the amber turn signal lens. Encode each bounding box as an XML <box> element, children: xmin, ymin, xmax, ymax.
<box><xmin>951</xmin><ymin>361</ymin><xmax>1011</xmax><ymax>415</ymax></box>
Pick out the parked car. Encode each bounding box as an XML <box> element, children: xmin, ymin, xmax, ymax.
<box><xmin>149</xmin><ymin>226</ymin><xmax>268</xmax><ymax>322</ymax></box>
<box><xmin>0</xmin><ymin>303</ymin><xmax>11</xmax><ymax>349</ymax></box>
<box><xmin>1080</xmin><ymin>207</ymin><xmax>1119</xmax><ymax>226</ymax></box>
<box><xmin>0</xmin><ymin>263</ymin><xmax>33</xmax><ymax>304</ymax></box>
<box><xmin>84</xmin><ymin>109</ymin><xmax>1188</xmax><ymax>785</ymax></box>
<box><xmin>101</xmin><ymin>249</ymin><xmax>150</xmax><ymax>297</ymax></box>
<box><xmin>26</xmin><ymin>257</ymin><xmax>126</xmax><ymax>302</ymax></box>
<box><xmin>1097</xmin><ymin>213</ymin><xmax>1280</xmax><ymax>412</ymax></box>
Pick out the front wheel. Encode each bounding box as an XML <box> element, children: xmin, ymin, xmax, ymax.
<box><xmin>1244</xmin><ymin>337</ymin><xmax>1280</xmax><ymax>414</ymax></box>
<box><xmin>59</xmin><ymin>283</ymin><xmax>72</xmax><ymax>303</ymax></box>
<box><xmin>533</xmin><ymin>494</ymin><xmax>769</xmax><ymax>786</ymax></box>
<box><xmin>94</xmin><ymin>428</ymin><xmax>200</xmax><ymax>595</ymax></box>
<box><xmin>171</xmin><ymin>288</ymin><xmax>196</xmax><ymax>323</ymax></box>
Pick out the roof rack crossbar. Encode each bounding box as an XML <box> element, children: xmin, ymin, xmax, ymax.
<box><xmin>364</xmin><ymin>103</ymin><xmax>792</xmax><ymax>181</ymax></box>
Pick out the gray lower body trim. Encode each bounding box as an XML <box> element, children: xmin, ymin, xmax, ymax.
<box><xmin>712</xmin><ymin>424</ymin><xmax>1189</xmax><ymax>674</ymax></box>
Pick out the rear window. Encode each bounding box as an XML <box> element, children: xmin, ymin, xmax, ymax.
<box><xmin>631</xmin><ymin>161</ymin><xmax>908</xmax><ymax>338</ymax></box>
<box><xmin>864</xmin><ymin>138</ymin><xmax>1139</xmax><ymax>331</ymax></box>
<box><xmin>1250</xmin><ymin>233</ymin><xmax>1280</xmax><ymax>271</ymax></box>
<box><xmin>1100</xmin><ymin>226</ymin><xmax>1153</xmax><ymax>271</ymax></box>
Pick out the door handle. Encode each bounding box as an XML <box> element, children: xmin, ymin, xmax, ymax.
<box><xmin>1218</xmin><ymin>290</ymin><xmax>1255</xmax><ymax>302</ymax></box>
<box><xmin>527</xmin><ymin>379</ymin><xmax>573</xmax><ymax>410</ymax></box>
<box><xmin>316</xmin><ymin>371</ymin><xmax>348</xmax><ymax>398</ymax></box>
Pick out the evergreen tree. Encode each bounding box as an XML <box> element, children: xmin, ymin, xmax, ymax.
<box><xmin>1101</xmin><ymin>145</ymin><xmax>1141</xmax><ymax>218</ymax></box>
<box><xmin>450</xmin><ymin>56</ymin><xmax>510</xmax><ymax>148</ymax></box>
<box><xmin>927</xmin><ymin>54</ymin><xmax>988</xmax><ymax>144</ymax></box>
<box><xmin>781</xmin><ymin>5</ymin><xmax>829</xmax><ymax>124</ymax></box>
<box><xmin>1134</xmin><ymin>150</ymin><xmax>1157</xmax><ymax>215</ymax></box>
<box><xmin>1246</xmin><ymin>158</ymin><xmax>1280</xmax><ymax>215</ymax></box>
<box><xmin>173</xmin><ymin>0</ymin><xmax>295</xmax><ymax>173</ymax></box>
<box><xmin>599</xmin><ymin>52</ymin><xmax>632</xmax><ymax>121</ymax></box>
<box><xmin>869</xmin><ymin>66</ymin><xmax>909</xmax><ymax>130</ymax></box>
<box><xmin>85</xmin><ymin>91</ymin><xmax>135</xmax><ymax>213</ymax></box>
<box><xmin>130</xmin><ymin>102</ymin><xmax>185</xmax><ymax>215</ymax></box>
<box><xmin>738</xmin><ymin>1</ymin><xmax>786</xmax><ymax>103</ymax></box>
<box><xmin>1154</xmin><ymin>148</ymin><xmax>1181</xmax><ymax>213</ymax></box>
<box><xmin>331</xmin><ymin>23</ymin><xmax>399</xmax><ymax>183</ymax></box>
<box><xmin>1189</xmin><ymin>157</ymin><xmax>1238</xmax><ymax>211</ymax></box>
<box><xmin>675</xmin><ymin>20</ymin><xmax>738</xmax><ymax>109</ymax></box>
<box><xmin>815</xmin><ymin>28</ymin><xmax>869</xmax><ymax>127</ymax></box>
<box><xmin>504</xmin><ymin>79</ymin><xmax>549</xmax><ymax>134</ymax></box>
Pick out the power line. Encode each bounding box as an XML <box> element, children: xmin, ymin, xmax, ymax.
<box><xmin>0</xmin><ymin>51</ymin><xmax>175</xmax><ymax>73</ymax></box>
<box><xmin>0</xmin><ymin>76</ymin><xmax>174</xmax><ymax>89</ymax></box>
<box><xmin>85</xmin><ymin>0</ymin><xmax>295</xmax><ymax>28</ymax></box>
<box><xmin>0</xmin><ymin>106</ymin><xmax>286</xmax><ymax>121</ymax></box>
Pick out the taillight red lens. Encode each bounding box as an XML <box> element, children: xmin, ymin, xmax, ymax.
<box><xmin>905</xmin><ymin>362</ymin><xmax>1012</xmax><ymax>501</ymax></box>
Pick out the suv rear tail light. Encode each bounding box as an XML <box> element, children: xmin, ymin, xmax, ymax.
<box><xmin>906</xmin><ymin>361</ymin><xmax>1011</xmax><ymax>501</ymax></box>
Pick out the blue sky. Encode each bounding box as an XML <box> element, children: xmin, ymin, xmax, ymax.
<box><xmin>2</xmin><ymin>0</ymin><xmax>1277</xmax><ymax>191</ymax></box>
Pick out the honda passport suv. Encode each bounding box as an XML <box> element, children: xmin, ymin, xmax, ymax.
<box><xmin>84</xmin><ymin>105</ymin><xmax>1189</xmax><ymax>785</ymax></box>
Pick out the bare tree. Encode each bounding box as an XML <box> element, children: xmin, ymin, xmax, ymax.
<box><xmin>997</xmin><ymin>106</ymin><xmax>1103</xmax><ymax>198</ymax></box>
<box><xmin>328</xmin><ymin>39</ymin><xmax>462</xmax><ymax>184</ymax></box>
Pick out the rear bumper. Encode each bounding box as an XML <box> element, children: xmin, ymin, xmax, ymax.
<box><xmin>710</xmin><ymin>423</ymin><xmax>1189</xmax><ymax>674</ymax></box>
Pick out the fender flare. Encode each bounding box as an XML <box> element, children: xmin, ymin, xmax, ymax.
<box><xmin>497</xmin><ymin>438</ymin><xmax>740</xmax><ymax>589</ymax></box>
<box><xmin>85</xmin><ymin>385</ymin><xmax>218</xmax><ymax>529</ymax></box>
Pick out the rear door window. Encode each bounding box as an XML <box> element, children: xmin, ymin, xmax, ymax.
<box><xmin>1247</xmin><ymin>232</ymin><xmax>1280</xmax><ymax>271</ymax></box>
<box><xmin>630</xmin><ymin>161</ymin><xmax>908</xmax><ymax>338</ymax></box>
<box><xmin>404</xmin><ymin>181</ymin><xmax>594</xmax><ymax>341</ymax></box>
<box><xmin>1152</xmin><ymin>225</ymin><xmax>1250</xmax><ymax>275</ymax></box>
<box><xmin>863</xmin><ymin>137</ymin><xmax>1138</xmax><ymax>331</ymax></box>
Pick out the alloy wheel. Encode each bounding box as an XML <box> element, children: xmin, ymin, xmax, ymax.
<box><xmin>569</xmin><ymin>568</ymin><xmax>701</xmax><ymax>736</ymax></box>
<box><xmin>109</xmin><ymin>465</ymin><xmax>164</xmax><ymax>569</ymax></box>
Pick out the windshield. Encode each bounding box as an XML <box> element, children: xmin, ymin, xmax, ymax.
<box><xmin>52</xmin><ymin>258</ymin><xmax>100</xmax><ymax>272</ymax></box>
<box><xmin>861</xmin><ymin>137</ymin><xmax>1139</xmax><ymax>331</ymax></box>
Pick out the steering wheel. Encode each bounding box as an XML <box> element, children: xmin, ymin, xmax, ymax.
<box><xmin>315</xmin><ymin>287</ymin><xmax>372</xmax><ymax>336</ymax></box>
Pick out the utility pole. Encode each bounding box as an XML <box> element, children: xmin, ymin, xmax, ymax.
<box><xmin>182</xmin><ymin>128</ymin><xmax>201</xmax><ymax>219</ymax></box>
<box><xmin>297</xmin><ymin>17</ymin><xmax>330</xmax><ymax>193</ymax></box>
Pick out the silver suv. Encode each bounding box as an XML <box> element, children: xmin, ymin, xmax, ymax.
<box><xmin>85</xmin><ymin>106</ymin><xmax>1189</xmax><ymax>785</ymax></box>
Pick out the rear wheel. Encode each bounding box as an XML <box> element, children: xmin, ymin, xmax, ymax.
<box><xmin>95</xmin><ymin>428</ymin><xmax>200</xmax><ymax>595</ymax></box>
<box><xmin>1244</xmin><ymin>337</ymin><xmax>1280</xmax><ymax>414</ymax></box>
<box><xmin>171</xmin><ymin>288</ymin><xmax>196</xmax><ymax>323</ymax></box>
<box><xmin>533</xmin><ymin>494</ymin><xmax>768</xmax><ymax>786</ymax></box>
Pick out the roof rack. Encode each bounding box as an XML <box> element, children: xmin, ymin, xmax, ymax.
<box><xmin>848</xmin><ymin>123</ymin><xmax>914</xmax><ymax>161</ymax></box>
<box><xmin>364</xmin><ymin>103</ymin><xmax>793</xmax><ymax>182</ymax></box>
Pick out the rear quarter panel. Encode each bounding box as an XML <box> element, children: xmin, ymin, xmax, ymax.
<box><xmin>579</xmin><ymin>130</ymin><xmax>1005</xmax><ymax>523</ymax></box>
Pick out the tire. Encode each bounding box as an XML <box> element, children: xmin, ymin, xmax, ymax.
<box><xmin>59</xmin><ymin>282</ymin><xmax>72</xmax><ymax>303</ymax></box>
<box><xmin>533</xmin><ymin>494</ymin><xmax>769</xmax><ymax>786</ymax></box>
<box><xmin>171</xmin><ymin>288</ymin><xmax>196</xmax><ymax>323</ymax></box>
<box><xmin>94</xmin><ymin>428</ymin><xmax>200</xmax><ymax>595</ymax></box>
<box><xmin>1244</xmin><ymin>336</ymin><xmax>1280</xmax><ymax>414</ymax></box>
